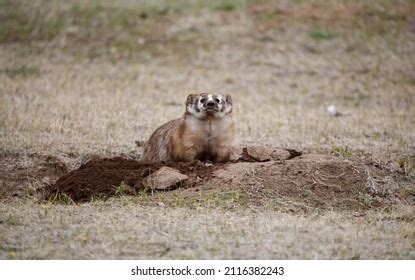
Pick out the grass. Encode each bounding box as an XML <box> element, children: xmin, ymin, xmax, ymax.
<box><xmin>214</xmin><ymin>0</ymin><xmax>244</xmax><ymax>11</ymax></box>
<box><xmin>332</xmin><ymin>146</ymin><xmax>353</xmax><ymax>157</ymax></box>
<box><xmin>0</xmin><ymin>200</ymin><xmax>413</xmax><ymax>259</ymax></box>
<box><xmin>114</xmin><ymin>181</ymin><xmax>129</xmax><ymax>196</ymax></box>
<box><xmin>398</xmin><ymin>156</ymin><xmax>415</xmax><ymax>176</ymax></box>
<box><xmin>50</xmin><ymin>193</ymin><xmax>75</xmax><ymax>205</ymax></box>
<box><xmin>0</xmin><ymin>0</ymin><xmax>64</xmax><ymax>43</ymax></box>
<box><xmin>310</xmin><ymin>29</ymin><xmax>337</xmax><ymax>42</ymax></box>
<box><xmin>0</xmin><ymin>0</ymin><xmax>414</xmax><ymax>259</ymax></box>
<box><xmin>163</xmin><ymin>189</ymin><xmax>249</xmax><ymax>209</ymax></box>
<box><xmin>0</xmin><ymin>65</ymin><xmax>41</xmax><ymax>78</ymax></box>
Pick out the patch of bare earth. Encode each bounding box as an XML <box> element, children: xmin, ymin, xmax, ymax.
<box><xmin>0</xmin><ymin>153</ymin><xmax>67</xmax><ymax>198</ymax></box>
<box><xmin>1</xmin><ymin>146</ymin><xmax>408</xmax><ymax>213</ymax></box>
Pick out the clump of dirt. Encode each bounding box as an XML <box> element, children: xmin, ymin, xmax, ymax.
<box><xmin>241</xmin><ymin>146</ymin><xmax>302</xmax><ymax>162</ymax></box>
<box><xmin>44</xmin><ymin>157</ymin><xmax>223</xmax><ymax>202</ymax></box>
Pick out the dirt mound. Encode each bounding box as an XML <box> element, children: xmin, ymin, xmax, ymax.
<box><xmin>44</xmin><ymin>157</ymin><xmax>222</xmax><ymax>202</ymax></box>
<box><xmin>39</xmin><ymin>146</ymin><xmax>398</xmax><ymax>211</ymax></box>
<box><xmin>213</xmin><ymin>154</ymin><xmax>374</xmax><ymax>210</ymax></box>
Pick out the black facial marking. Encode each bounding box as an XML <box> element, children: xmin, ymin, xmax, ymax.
<box><xmin>226</xmin><ymin>95</ymin><xmax>232</xmax><ymax>105</ymax></box>
<box><xmin>186</xmin><ymin>94</ymin><xmax>194</xmax><ymax>105</ymax></box>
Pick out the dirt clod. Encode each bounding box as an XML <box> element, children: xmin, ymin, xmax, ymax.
<box><xmin>143</xmin><ymin>166</ymin><xmax>189</xmax><ymax>190</ymax></box>
<box><xmin>241</xmin><ymin>146</ymin><xmax>300</xmax><ymax>162</ymax></box>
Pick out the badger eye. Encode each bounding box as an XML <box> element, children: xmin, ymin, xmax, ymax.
<box><xmin>200</xmin><ymin>98</ymin><xmax>206</xmax><ymax>103</ymax></box>
<box><xmin>215</xmin><ymin>98</ymin><xmax>220</xmax><ymax>103</ymax></box>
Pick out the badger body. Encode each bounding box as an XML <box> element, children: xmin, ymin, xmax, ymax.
<box><xmin>141</xmin><ymin>93</ymin><xmax>234</xmax><ymax>163</ymax></box>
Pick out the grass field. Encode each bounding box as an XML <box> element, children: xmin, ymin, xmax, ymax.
<box><xmin>0</xmin><ymin>0</ymin><xmax>414</xmax><ymax>259</ymax></box>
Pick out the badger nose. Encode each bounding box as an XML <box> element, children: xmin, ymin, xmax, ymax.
<box><xmin>207</xmin><ymin>101</ymin><xmax>215</xmax><ymax>107</ymax></box>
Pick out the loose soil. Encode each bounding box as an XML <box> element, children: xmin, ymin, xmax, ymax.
<box><xmin>45</xmin><ymin>158</ymin><xmax>224</xmax><ymax>202</ymax></box>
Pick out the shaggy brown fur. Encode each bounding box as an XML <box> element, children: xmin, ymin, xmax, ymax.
<box><xmin>141</xmin><ymin>93</ymin><xmax>234</xmax><ymax>162</ymax></box>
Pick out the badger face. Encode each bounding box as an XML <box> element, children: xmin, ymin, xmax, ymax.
<box><xmin>186</xmin><ymin>93</ymin><xmax>233</xmax><ymax>119</ymax></box>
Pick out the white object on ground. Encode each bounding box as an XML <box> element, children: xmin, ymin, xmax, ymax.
<box><xmin>327</xmin><ymin>104</ymin><xmax>337</xmax><ymax>116</ymax></box>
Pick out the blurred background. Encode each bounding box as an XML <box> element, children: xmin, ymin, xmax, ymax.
<box><xmin>0</xmin><ymin>0</ymin><xmax>414</xmax><ymax>160</ymax></box>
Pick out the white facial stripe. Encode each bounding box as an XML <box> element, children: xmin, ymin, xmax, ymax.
<box><xmin>197</xmin><ymin>97</ymin><xmax>204</xmax><ymax>110</ymax></box>
<box><xmin>187</xmin><ymin>93</ymin><xmax>232</xmax><ymax>119</ymax></box>
<box><xmin>225</xmin><ymin>100</ymin><xmax>232</xmax><ymax>113</ymax></box>
<box><xmin>187</xmin><ymin>104</ymin><xmax>195</xmax><ymax>113</ymax></box>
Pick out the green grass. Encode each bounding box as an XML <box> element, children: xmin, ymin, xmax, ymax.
<box><xmin>0</xmin><ymin>0</ymin><xmax>245</xmax><ymax>45</ymax></box>
<box><xmin>359</xmin><ymin>192</ymin><xmax>375</xmax><ymax>207</ymax></box>
<box><xmin>214</xmin><ymin>0</ymin><xmax>239</xmax><ymax>11</ymax></box>
<box><xmin>51</xmin><ymin>193</ymin><xmax>75</xmax><ymax>205</ymax></box>
<box><xmin>114</xmin><ymin>181</ymin><xmax>129</xmax><ymax>196</ymax></box>
<box><xmin>398</xmin><ymin>156</ymin><xmax>415</xmax><ymax>176</ymax></box>
<box><xmin>1</xmin><ymin>0</ymin><xmax>412</xmax><ymax>62</ymax></box>
<box><xmin>213</xmin><ymin>191</ymin><xmax>247</xmax><ymax>207</ymax></box>
<box><xmin>310</xmin><ymin>29</ymin><xmax>337</xmax><ymax>42</ymax></box>
<box><xmin>332</xmin><ymin>146</ymin><xmax>353</xmax><ymax>157</ymax></box>
<box><xmin>1</xmin><ymin>65</ymin><xmax>40</xmax><ymax>78</ymax></box>
<box><xmin>0</xmin><ymin>0</ymin><xmax>64</xmax><ymax>43</ymax></box>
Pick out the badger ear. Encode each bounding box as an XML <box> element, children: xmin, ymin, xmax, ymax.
<box><xmin>225</xmin><ymin>94</ymin><xmax>232</xmax><ymax>105</ymax></box>
<box><xmin>225</xmin><ymin>94</ymin><xmax>233</xmax><ymax>113</ymax></box>
<box><xmin>186</xmin><ymin>94</ymin><xmax>197</xmax><ymax>106</ymax></box>
<box><xmin>186</xmin><ymin>94</ymin><xmax>198</xmax><ymax>114</ymax></box>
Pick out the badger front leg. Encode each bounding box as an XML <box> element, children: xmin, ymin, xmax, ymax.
<box><xmin>172</xmin><ymin>136</ymin><xmax>204</xmax><ymax>162</ymax></box>
<box><xmin>211</xmin><ymin>145</ymin><xmax>232</xmax><ymax>163</ymax></box>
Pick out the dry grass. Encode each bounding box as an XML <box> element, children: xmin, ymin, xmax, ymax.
<box><xmin>1</xmin><ymin>199</ymin><xmax>414</xmax><ymax>259</ymax></box>
<box><xmin>0</xmin><ymin>0</ymin><xmax>414</xmax><ymax>259</ymax></box>
<box><xmin>1</xmin><ymin>0</ymin><xmax>414</xmax><ymax>158</ymax></box>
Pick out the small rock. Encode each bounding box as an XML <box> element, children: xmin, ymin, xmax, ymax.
<box><xmin>326</xmin><ymin>104</ymin><xmax>346</xmax><ymax>117</ymax></box>
<box><xmin>327</xmin><ymin>104</ymin><xmax>337</xmax><ymax>116</ymax></box>
<box><xmin>204</xmin><ymin>162</ymin><xmax>213</xmax><ymax>167</ymax></box>
<box><xmin>242</xmin><ymin>146</ymin><xmax>292</xmax><ymax>162</ymax></box>
<box><xmin>143</xmin><ymin>166</ymin><xmax>188</xmax><ymax>190</ymax></box>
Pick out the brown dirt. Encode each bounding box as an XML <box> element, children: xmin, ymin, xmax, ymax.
<box><xmin>44</xmin><ymin>157</ymin><xmax>224</xmax><ymax>202</ymax></box>
<box><xmin>211</xmin><ymin>154</ymin><xmax>384</xmax><ymax>211</ymax></box>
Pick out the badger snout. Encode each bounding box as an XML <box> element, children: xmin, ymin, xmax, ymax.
<box><xmin>206</xmin><ymin>101</ymin><xmax>215</xmax><ymax>108</ymax></box>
